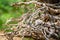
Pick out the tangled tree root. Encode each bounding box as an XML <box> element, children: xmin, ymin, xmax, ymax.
<box><xmin>1</xmin><ymin>1</ymin><xmax>60</xmax><ymax>40</ymax></box>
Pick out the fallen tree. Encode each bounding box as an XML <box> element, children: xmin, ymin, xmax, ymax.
<box><xmin>1</xmin><ymin>1</ymin><xmax>60</xmax><ymax>40</ymax></box>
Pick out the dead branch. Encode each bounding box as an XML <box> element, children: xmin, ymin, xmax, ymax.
<box><xmin>48</xmin><ymin>7</ymin><xmax>60</xmax><ymax>14</ymax></box>
<box><xmin>2</xmin><ymin>1</ymin><xmax>60</xmax><ymax>40</ymax></box>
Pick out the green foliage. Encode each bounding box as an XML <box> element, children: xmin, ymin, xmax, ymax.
<box><xmin>0</xmin><ymin>0</ymin><xmax>35</xmax><ymax>31</ymax></box>
<box><xmin>0</xmin><ymin>0</ymin><xmax>21</xmax><ymax>30</ymax></box>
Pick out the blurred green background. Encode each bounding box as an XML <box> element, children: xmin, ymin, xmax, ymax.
<box><xmin>0</xmin><ymin>0</ymin><xmax>35</xmax><ymax>30</ymax></box>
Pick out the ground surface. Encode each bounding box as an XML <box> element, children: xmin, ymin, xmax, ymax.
<box><xmin>0</xmin><ymin>31</ymin><xmax>21</xmax><ymax>40</ymax></box>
